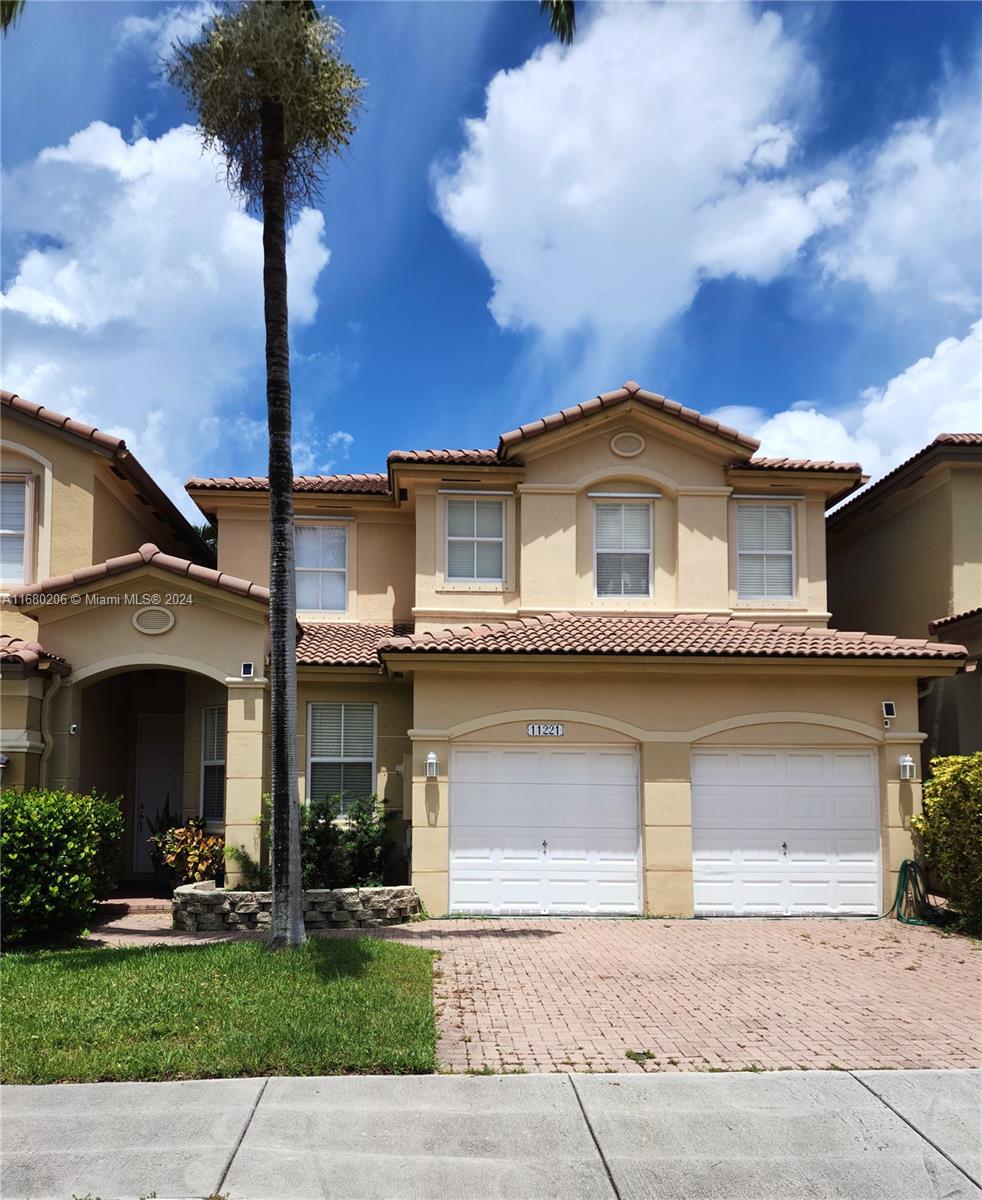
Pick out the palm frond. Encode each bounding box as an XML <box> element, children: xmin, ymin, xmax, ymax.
<box><xmin>1</xmin><ymin>0</ymin><xmax>25</xmax><ymax>34</ymax></box>
<box><xmin>540</xmin><ymin>0</ymin><xmax>575</xmax><ymax>46</ymax></box>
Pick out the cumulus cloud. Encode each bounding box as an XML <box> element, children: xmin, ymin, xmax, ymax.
<box><xmin>1</xmin><ymin>122</ymin><xmax>331</xmax><ymax>516</ymax></box>
<box><xmin>434</xmin><ymin>2</ymin><xmax>843</xmax><ymax>342</ymax></box>
<box><xmin>821</xmin><ymin>76</ymin><xmax>981</xmax><ymax>314</ymax></box>
<box><xmin>710</xmin><ymin>321</ymin><xmax>982</xmax><ymax>484</ymax></box>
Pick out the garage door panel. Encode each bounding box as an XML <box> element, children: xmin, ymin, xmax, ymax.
<box><xmin>450</xmin><ymin>746</ymin><xmax>640</xmax><ymax>915</ymax></box>
<box><xmin>692</xmin><ymin>749</ymin><xmax>881</xmax><ymax>916</ymax></box>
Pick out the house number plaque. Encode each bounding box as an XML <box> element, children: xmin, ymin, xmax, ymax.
<box><xmin>527</xmin><ymin>722</ymin><xmax>565</xmax><ymax>737</ymax></box>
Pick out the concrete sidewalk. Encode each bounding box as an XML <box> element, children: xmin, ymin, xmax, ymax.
<box><xmin>1</xmin><ymin>1070</ymin><xmax>979</xmax><ymax>1200</ymax></box>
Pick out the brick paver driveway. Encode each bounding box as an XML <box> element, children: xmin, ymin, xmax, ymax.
<box><xmin>90</xmin><ymin>912</ymin><xmax>981</xmax><ymax>1075</ymax></box>
<box><xmin>382</xmin><ymin>918</ymin><xmax>982</xmax><ymax>1074</ymax></box>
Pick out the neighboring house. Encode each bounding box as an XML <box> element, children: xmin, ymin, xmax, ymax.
<box><xmin>827</xmin><ymin>434</ymin><xmax>982</xmax><ymax>763</ymax></box>
<box><xmin>1</xmin><ymin>383</ymin><xmax>967</xmax><ymax>918</ymax></box>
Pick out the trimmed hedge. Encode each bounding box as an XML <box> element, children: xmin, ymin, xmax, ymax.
<box><xmin>0</xmin><ymin>788</ymin><xmax>124</xmax><ymax>946</ymax></box>
<box><xmin>913</xmin><ymin>752</ymin><xmax>982</xmax><ymax>935</ymax></box>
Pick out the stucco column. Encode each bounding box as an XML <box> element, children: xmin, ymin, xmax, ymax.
<box><xmin>409</xmin><ymin>737</ymin><xmax>450</xmax><ymax>916</ymax></box>
<box><xmin>223</xmin><ymin>679</ymin><xmax>267</xmax><ymax>886</ymax></box>
<box><xmin>881</xmin><ymin>739</ymin><xmax>924</xmax><ymax>912</ymax></box>
<box><xmin>44</xmin><ymin>680</ymin><xmax>81</xmax><ymax>792</ymax></box>
<box><xmin>641</xmin><ymin>741</ymin><xmax>694</xmax><ymax>916</ymax></box>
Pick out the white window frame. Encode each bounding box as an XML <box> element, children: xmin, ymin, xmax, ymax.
<box><xmin>593</xmin><ymin>500</ymin><xmax>653</xmax><ymax>599</ymax></box>
<box><xmin>0</xmin><ymin>473</ymin><xmax>34</xmax><ymax>590</ymax></box>
<box><xmin>199</xmin><ymin>705</ymin><xmax>227</xmax><ymax>824</ymax></box>
<box><xmin>735</xmin><ymin>501</ymin><xmax>797</xmax><ymax>601</ymax></box>
<box><xmin>444</xmin><ymin>496</ymin><xmax>505</xmax><ymax>584</ymax></box>
<box><xmin>306</xmin><ymin>701</ymin><xmax>378</xmax><ymax>815</ymax></box>
<box><xmin>295</xmin><ymin>519</ymin><xmax>349</xmax><ymax>614</ymax></box>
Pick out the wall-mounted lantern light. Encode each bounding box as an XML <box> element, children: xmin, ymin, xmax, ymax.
<box><xmin>899</xmin><ymin>754</ymin><xmax>917</xmax><ymax>781</ymax></box>
<box><xmin>425</xmin><ymin>751</ymin><xmax>439</xmax><ymax>780</ymax></box>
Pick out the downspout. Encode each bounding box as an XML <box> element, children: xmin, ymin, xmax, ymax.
<box><xmin>38</xmin><ymin>668</ymin><xmax>62</xmax><ymax>788</ymax></box>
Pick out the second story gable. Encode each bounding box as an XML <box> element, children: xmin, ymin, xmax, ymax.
<box><xmin>1</xmin><ymin>390</ymin><xmax>213</xmax><ymax>640</ymax></box>
<box><xmin>187</xmin><ymin>382</ymin><xmax>865</xmax><ymax>631</ymax></box>
<box><xmin>827</xmin><ymin>433</ymin><xmax>982</xmax><ymax>639</ymax></box>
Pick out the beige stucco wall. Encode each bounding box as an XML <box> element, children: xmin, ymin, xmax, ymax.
<box><xmin>0</xmin><ymin>675</ymin><xmax>44</xmax><ymax>790</ymax></box>
<box><xmin>1</xmin><ymin>417</ymin><xmax>202</xmax><ymax>641</ymax></box>
<box><xmin>951</xmin><ymin>469</ymin><xmax>982</xmax><ymax>618</ymax></box>
<box><xmin>404</xmin><ymin>661</ymin><xmax>931</xmax><ymax>917</ymax></box>
<box><xmin>828</xmin><ymin>469</ymin><xmax>956</xmax><ymax>637</ymax></box>
<box><xmin>213</xmin><ymin>501</ymin><xmax>415</xmax><ymax>624</ymax></box>
<box><xmin>409</xmin><ymin>416</ymin><xmax>836</xmax><ymax>629</ymax></box>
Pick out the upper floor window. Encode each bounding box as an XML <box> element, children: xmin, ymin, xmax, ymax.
<box><xmin>0</xmin><ymin>476</ymin><xmax>31</xmax><ymax>587</ymax></box>
<box><xmin>308</xmin><ymin>702</ymin><xmax>376</xmax><ymax>813</ymax></box>
<box><xmin>200</xmin><ymin>705</ymin><xmax>227</xmax><ymax>823</ymax></box>
<box><xmin>595</xmin><ymin>502</ymin><xmax>651</xmax><ymax>597</ymax></box>
<box><xmin>737</xmin><ymin>503</ymin><xmax>795</xmax><ymax>599</ymax></box>
<box><xmin>446</xmin><ymin>498</ymin><xmax>504</xmax><ymax>582</ymax></box>
<box><xmin>296</xmin><ymin>522</ymin><xmax>347</xmax><ymax>612</ymax></box>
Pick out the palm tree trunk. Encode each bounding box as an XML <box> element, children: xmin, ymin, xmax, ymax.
<box><xmin>262</xmin><ymin>95</ymin><xmax>305</xmax><ymax>949</ymax></box>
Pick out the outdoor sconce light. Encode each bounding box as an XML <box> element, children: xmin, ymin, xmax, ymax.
<box><xmin>425</xmin><ymin>751</ymin><xmax>439</xmax><ymax>780</ymax></box>
<box><xmin>899</xmin><ymin>754</ymin><xmax>917</xmax><ymax>781</ymax></box>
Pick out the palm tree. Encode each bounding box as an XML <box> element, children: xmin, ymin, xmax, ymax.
<box><xmin>169</xmin><ymin>1</ymin><xmax>362</xmax><ymax>949</ymax></box>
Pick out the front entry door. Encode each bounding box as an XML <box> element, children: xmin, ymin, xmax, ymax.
<box><xmin>133</xmin><ymin>714</ymin><xmax>184</xmax><ymax>874</ymax></box>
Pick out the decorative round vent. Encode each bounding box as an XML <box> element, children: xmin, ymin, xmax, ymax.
<box><xmin>611</xmin><ymin>431</ymin><xmax>645</xmax><ymax>457</ymax></box>
<box><xmin>133</xmin><ymin>606</ymin><xmax>175</xmax><ymax>635</ymax></box>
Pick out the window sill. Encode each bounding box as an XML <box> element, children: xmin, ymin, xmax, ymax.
<box><xmin>297</xmin><ymin>610</ymin><xmax>351</xmax><ymax>622</ymax></box>
<box><xmin>734</xmin><ymin>599</ymin><xmax>802</xmax><ymax>609</ymax></box>
<box><xmin>435</xmin><ymin>584</ymin><xmax>510</xmax><ymax>595</ymax></box>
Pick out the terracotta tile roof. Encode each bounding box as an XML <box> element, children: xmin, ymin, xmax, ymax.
<box><xmin>739</xmin><ymin>457</ymin><xmax>863</xmax><ymax>473</ymax></box>
<box><xmin>930</xmin><ymin>606</ymin><xmax>982</xmax><ymax>633</ymax></box>
<box><xmin>1</xmin><ymin>390</ymin><xmax>214</xmax><ymax>564</ymax></box>
<box><xmin>0</xmin><ymin>634</ymin><xmax>71</xmax><ymax>674</ymax></box>
<box><xmin>497</xmin><ymin>381</ymin><xmax>761</xmax><ymax>456</ymax></box>
<box><xmin>828</xmin><ymin>433</ymin><xmax>982</xmax><ymax>524</ymax></box>
<box><xmin>186</xmin><ymin>474</ymin><xmax>390</xmax><ymax>495</ymax></box>
<box><xmin>298</xmin><ymin>621</ymin><xmax>414</xmax><ymax>666</ymax></box>
<box><xmin>8</xmin><ymin>543</ymin><xmax>269</xmax><ymax>606</ymax></box>
<box><xmin>380</xmin><ymin>612</ymin><xmax>966</xmax><ymax>661</ymax></box>
<box><xmin>387</xmin><ymin>449</ymin><xmax>503</xmax><ymax>466</ymax></box>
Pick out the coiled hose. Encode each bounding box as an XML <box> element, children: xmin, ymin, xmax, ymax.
<box><xmin>880</xmin><ymin>858</ymin><xmax>955</xmax><ymax>926</ymax></box>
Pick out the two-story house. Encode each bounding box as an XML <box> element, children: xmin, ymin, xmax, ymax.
<box><xmin>827</xmin><ymin>433</ymin><xmax>982</xmax><ymax>763</ymax></box>
<box><xmin>3</xmin><ymin>383</ymin><xmax>966</xmax><ymax>917</ymax></box>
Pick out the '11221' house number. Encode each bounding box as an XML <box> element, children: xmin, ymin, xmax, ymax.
<box><xmin>527</xmin><ymin>722</ymin><xmax>565</xmax><ymax>737</ymax></box>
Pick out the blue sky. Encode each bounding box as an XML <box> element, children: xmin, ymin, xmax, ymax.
<box><xmin>2</xmin><ymin>1</ymin><xmax>980</xmax><ymax>517</ymax></box>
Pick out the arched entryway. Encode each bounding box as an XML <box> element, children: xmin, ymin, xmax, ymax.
<box><xmin>77</xmin><ymin>666</ymin><xmax>229</xmax><ymax>881</ymax></box>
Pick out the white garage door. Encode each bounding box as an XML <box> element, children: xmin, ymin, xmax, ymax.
<box><xmin>449</xmin><ymin>745</ymin><xmax>640</xmax><ymax>915</ymax></box>
<box><xmin>692</xmin><ymin>749</ymin><xmax>881</xmax><ymax>916</ymax></box>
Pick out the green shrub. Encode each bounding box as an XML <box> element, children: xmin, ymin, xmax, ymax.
<box><xmin>150</xmin><ymin>819</ymin><xmax>225</xmax><ymax>884</ymax></box>
<box><xmin>225</xmin><ymin>793</ymin><xmax>388</xmax><ymax>891</ymax></box>
<box><xmin>0</xmin><ymin>788</ymin><xmax>124</xmax><ymax>946</ymax></box>
<box><xmin>913</xmin><ymin>752</ymin><xmax>982</xmax><ymax>935</ymax></box>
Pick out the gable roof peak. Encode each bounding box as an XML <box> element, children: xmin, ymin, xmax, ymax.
<box><xmin>497</xmin><ymin>383</ymin><xmax>760</xmax><ymax>457</ymax></box>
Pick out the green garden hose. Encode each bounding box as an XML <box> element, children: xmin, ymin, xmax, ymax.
<box><xmin>879</xmin><ymin>858</ymin><xmax>955</xmax><ymax>926</ymax></box>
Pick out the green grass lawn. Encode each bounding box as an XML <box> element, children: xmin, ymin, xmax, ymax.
<box><xmin>1</xmin><ymin>938</ymin><xmax>436</xmax><ymax>1084</ymax></box>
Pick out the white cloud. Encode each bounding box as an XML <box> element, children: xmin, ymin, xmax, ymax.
<box><xmin>116</xmin><ymin>2</ymin><xmax>218</xmax><ymax>70</ymax></box>
<box><xmin>821</xmin><ymin>76</ymin><xmax>981</xmax><ymax>314</ymax></box>
<box><xmin>434</xmin><ymin>2</ymin><xmax>844</xmax><ymax>341</ymax></box>
<box><xmin>710</xmin><ymin>321</ymin><xmax>982</xmax><ymax>483</ymax></box>
<box><xmin>1</xmin><ymin>121</ymin><xmax>332</xmax><ymax>517</ymax></box>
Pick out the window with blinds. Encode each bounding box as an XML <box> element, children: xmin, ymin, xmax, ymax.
<box><xmin>295</xmin><ymin>523</ymin><xmax>347</xmax><ymax>611</ymax></box>
<box><xmin>446</xmin><ymin>498</ymin><xmax>504</xmax><ymax>582</ymax></box>
<box><xmin>737</xmin><ymin>504</ymin><xmax>795</xmax><ymax>598</ymax></box>
<box><xmin>594</xmin><ymin>502</ymin><xmax>651</xmax><ymax>597</ymax></box>
<box><xmin>1</xmin><ymin>477</ymin><xmax>28</xmax><ymax>587</ymax></box>
<box><xmin>200</xmin><ymin>706</ymin><xmax>227</xmax><ymax>822</ymax></box>
<box><xmin>308</xmin><ymin>702</ymin><xmax>377</xmax><ymax>813</ymax></box>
